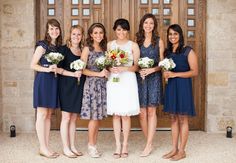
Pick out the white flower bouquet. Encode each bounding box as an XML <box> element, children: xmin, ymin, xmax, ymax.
<box><xmin>138</xmin><ymin>57</ymin><xmax>154</xmax><ymax>82</ymax></box>
<box><xmin>45</xmin><ymin>52</ymin><xmax>64</xmax><ymax>65</ymax></box>
<box><xmin>138</xmin><ymin>57</ymin><xmax>154</xmax><ymax>69</ymax></box>
<box><xmin>70</xmin><ymin>59</ymin><xmax>86</xmax><ymax>85</ymax></box>
<box><xmin>45</xmin><ymin>52</ymin><xmax>64</xmax><ymax>77</ymax></box>
<box><xmin>158</xmin><ymin>58</ymin><xmax>176</xmax><ymax>83</ymax></box>
<box><xmin>95</xmin><ymin>55</ymin><xmax>111</xmax><ymax>71</ymax></box>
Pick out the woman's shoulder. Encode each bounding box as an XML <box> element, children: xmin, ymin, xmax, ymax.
<box><xmin>130</xmin><ymin>40</ymin><xmax>139</xmax><ymax>48</ymax></box>
<box><xmin>182</xmin><ymin>46</ymin><xmax>193</xmax><ymax>56</ymax></box>
<box><xmin>36</xmin><ymin>40</ymin><xmax>48</xmax><ymax>50</ymax></box>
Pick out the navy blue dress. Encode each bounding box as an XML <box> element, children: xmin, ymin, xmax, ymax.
<box><xmin>33</xmin><ymin>40</ymin><xmax>59</xmax><ymax>109</ymax></box>
<box><xmin>164</xmin><ymin>46</ymin><xmax>196</xmax><ymax>116</ymax></box>
<box><xmin>137</xmin><ymin>38</ymin><xmax>163</xmax><ymax>108</ymax></box>
<box><xmin>58</xmin><ymin>45</ymin><xmax>85</xmax><ymax>113</ymax></box>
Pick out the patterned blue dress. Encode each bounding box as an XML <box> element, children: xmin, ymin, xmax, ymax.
<box><xmin>80</xmin><ymin>50</ymin><xmax>107</xmax><ymax>120</ymax></box>
<box><xmin>164</xmin><ymin>46</ymin><xmax>196</xmax><ymax>116</ymax></box>
<box><xmin>137</xmin><ymin>38</ymin><xmax>163</xmax><ymax>108</ymax></box>
<box><xmin>33</xmin><ymin>40</ymin><xmax>59</xmax><ymax>109</ymax></box>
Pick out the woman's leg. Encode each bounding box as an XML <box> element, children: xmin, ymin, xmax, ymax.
<box><xmin>87</xmin><ymin>120</ymin><xmax>100</xmax><ymax>158</ymax></box>
<box><xmin>60</xmin><ymin>111</ymin><xmax>75</xmax><ymax>156</ymax></box>
<box><xmin>121</xmin><ymin>116</ymin><xmax>131</xmax><ymax>157</ymax></box>
<box><xmin>171</xmin><ymin>115</ymin><xmax>188</xmax><ymax>160</ymax></box>
<box><xmin>140</xmin><ymin>107</ymin><xmax>156</xmax><ymax>156</ymax></box>
<box><xmin>139</xmin><ymin>108</ymin><xmax>148</xmax><ymax>139</ymax></box>
<box><xmin>113</xmin><ymin>115</ymin><xmax>122</xmax><ymax>154</ymax></box>
<box><xmin>69</xmin><ymin>113</ymin><xmax>82</xmax><ymax>155</ymax></box>
<box><xmin>36</xmin><ymin>107</ymin><xmax>52</xmax><ymax>155</ymax></box>
<box><xmin>162</xmin><ymin>115</ymin><xmax>179</xmax><ymax>159</ymax></box>
<box><xmin>88</xmin><ymin>120</ymin><xmax>99</xmax><ymax>146</ymax></box>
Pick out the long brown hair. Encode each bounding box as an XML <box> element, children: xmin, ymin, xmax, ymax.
<box><xmin>66</xmin><ymin>25</ymin><xmax>85</xmax><ymax>50</ymax></box>
<box><xmin>44</xmin><ymin>19</ymin><xmax>63</xmax><ymax>46</ymax></box>
<box><xmin>136</xmin><ymin>13</ymin><xmax>159</xmax><ymax>47</ymax></box>
<box><xmin>86</xmin><ymin>23</ymin><xmax>107</xmax><ymax>51</ymax></box>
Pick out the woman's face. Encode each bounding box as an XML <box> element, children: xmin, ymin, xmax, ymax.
<box><xmin>168</xmin><ymin>28</ymin><xmax>180</xmax><ymax>45</ymax></box>
<box><xmin>115</xmin><ymin>25</ymin><xmax>128</xmax><ymax>40</ymax></box>
<box><xmin>71</xmin><ymin>28</ymin><xmax>82</xmax><ymax>45</ymax></box>
<box><xmin>143</xmin><ymin>18</ymin><xmax>154</xmax><ymax>33</ymax></box>
<box><xmin>48</xmin><ymin>24</ymin><xmax>60</xmax><ymax>40</ymax></box>
<box><xmin>90</xmin><ymin>27</ymin><xmax>104</xmax><ymax>43</ymax></box>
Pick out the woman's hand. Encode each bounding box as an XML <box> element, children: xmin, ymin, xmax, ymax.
<box><xmin>74</xmin><ymin>70</ymin><xmax>82</xmax><ymax>78</ymax></box>
<box><xmin>99</xmin><ymin>69</ymin><xmax>109</xmax><ymax>78</ymax></box>
<box><xmin>48</xmin><ymin>64</ymin><xmax>57</xmax><ymax>73</ymax></box>
<box><xmin>139</xmin><ymin>68</ymin><xmax>155</xmax><ymax>78</ymax></box>
<box><xmin>163</xmin><ymin>71</ymin><xmax>176</xmax><ymax>79</ymax></box>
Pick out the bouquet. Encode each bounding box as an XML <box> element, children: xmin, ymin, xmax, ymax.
<box><xmin>70</xmin><ymin>59</ymin><xmax>86</xmax><ymax>85</ymax></box>
<box><xmin>45</xmin><ymin>52</ymin><xmax>64</xmax><ymax>77</ymax></box>
<box><xmin>105</xmin><ymin>48</ymin><xmax>129</xmax><ymax>82</ymax></box>
<box><xmin>95</xmin><ymin>55</ymin><xmax>111</xmax><ymax>71</ymax></box>
<box><xmin>158</xmin><ymin>58</ymin><xmax>176</xmax><ymax>83</ymax></box>
<box><xmin>138</xmin><ymin>57</ymin><xmax>154</xmax><ymax>82</ymax></box>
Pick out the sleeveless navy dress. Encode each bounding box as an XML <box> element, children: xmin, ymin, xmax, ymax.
<box><xmin>164</xmin><ymin>46</ymin><xmax>196</xmax><ymax>116</ymax></box>
<box><xmin>33</xmin><ymin>40</ymin><xmax>59</xmax><ymax>109</ymax></box>
<box><xmin>58</xmin><ymin>45</ymin><xmax>85</xmax><ymax>113</ymax></box>
<box><xmin>136</xmin><ymin>38</ymin><xmax>163</xmax><ymax>108</ymax></box>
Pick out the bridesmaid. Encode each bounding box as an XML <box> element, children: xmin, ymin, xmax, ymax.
<box><xmin>57</xmin><ymin>25</ymin><xmax>85</xmax><ymax>158</ymax></box>
<box><xmin>30</xmin><ymin>19</ymin><xmax>62</xmax><ymax>158</ymax></box>
<box><xmin>136</xmin><ymin>13</ymin><xmax>164</xmax><ymax>157</ymax></box>
<box><xmin>80</xmin><ymin>23</ymin><xmax>109</xmax><ymax>158</ymax></box>
<box><xmin>162</xmin><ymin>24</ymin><xmax>198</xmax><ymax>161</ymax></box>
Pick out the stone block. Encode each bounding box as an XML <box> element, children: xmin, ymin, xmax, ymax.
<box><xmin>208</xmin><ymin>73</ymin><xmax>229</xmax><ymax>86</ymax></box>
<box><xmin>3</xmin><ymin>114</ymin><xmax>35</xmax><ymax>133</ymax></box>
<box><xmin>2</xmin><ymin>86</ymin><xmax>18</xmax><ymax>97</ymax></box>
<box><xmin>206</xmin><ymin>117</ymin><xmax>218</xmax><ymax>133</ymax></box>
<box><xmin>217</xmin><ymin>117</ymin><xmax>235</xmax><ymax>131</ymax></box>
<box><xmin>1</xmin><ymin>0</ymin><xmax>35</xmax><ymax>48</ymax></box>
<box><xmin>18</xmin><ymin>80</ymin><xmax>33</xmax><ymax>97</ymax></box>
<box><xmin>207</xmin><ymin>104</ymin><xmax>220</xmax><ymax>116</ymax></box>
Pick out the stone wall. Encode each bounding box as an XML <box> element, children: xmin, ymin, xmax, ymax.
<box><xmin>0</xmin><ymin>2</ymin><xmax>2</xmax><ymax>131</ymax></box>
<box><xmin>206</xmin><ymin>0</ymin><xmax>236</xmax><ymax>132</ymax></box>
<box><xmin>0</xmin><ymin>0</ymin><xmax>35</xmax><ymax>132</ymax></box>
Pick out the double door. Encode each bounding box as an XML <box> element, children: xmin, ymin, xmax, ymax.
<box><xmin>37</xmin><ymin>0</ymin><xmax>206</xmax><ymax>130</ymax></box>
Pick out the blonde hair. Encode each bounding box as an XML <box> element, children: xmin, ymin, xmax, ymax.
<box><xmin>66</xmin><ymin>25</ymin><xmax>85</xmax><ymax>50</ymax></box>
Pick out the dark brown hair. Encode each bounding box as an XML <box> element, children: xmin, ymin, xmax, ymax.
<box><xmin>86</xmin><ymin>23</ymin><xmax>107</xmax><ymax>51</ymax></box>
<box><xmin>166</xmin><ymin>24</ymin><xmax>184</xmax><ymax>54</ymax></box>
<box><xmin>44</xmin><ymin>19</ymin><xmax>63</xmax><ymax>46</ymax></box>
<box><xmin>136</xmin><ymin>13</ymin><xmax>159</xmax><ymax>47</ymax></box>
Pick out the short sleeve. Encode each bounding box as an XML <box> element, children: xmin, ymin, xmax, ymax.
<box><xmin>183</xmin><ymin>46</ymin><xmax>192</xmax><ymax>56</ymax></box>
<box><xmin>36</xmin><ymin>40</ymin><xmax>48</xmax><ymax>50</ymax></box>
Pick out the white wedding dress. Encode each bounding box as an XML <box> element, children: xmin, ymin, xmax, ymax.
<box><xmin>106</xmin><ymin>40</ymin><xmax>140</xmax><ymax>116</ymax></box>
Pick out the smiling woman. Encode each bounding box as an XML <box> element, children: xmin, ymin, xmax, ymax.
<box><xmin>30</xmin><ymin>18</ymin><xmax>62</xmax><ymax>158</ymax></box>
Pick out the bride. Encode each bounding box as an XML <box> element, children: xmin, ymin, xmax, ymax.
<box><xmin>106</xmin><ymin>18</ymin><xmax>140</xmax><ymax>159</ymax></box>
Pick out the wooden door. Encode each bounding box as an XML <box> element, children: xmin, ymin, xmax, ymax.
<box><xmin>36</xmin><ymin>0</ymin><xmax>206</xmax><ymax>130</ymax></box>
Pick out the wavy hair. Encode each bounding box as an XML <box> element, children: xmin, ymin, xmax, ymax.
<box><xmin>136</xmin><ymin>13</ymin><xmax>159</xmax><ymax>47</ymax></box>
<box><xmin>86</xmin><ymin>23</ymin><xmax>107</xmax><ymax>51</ymax></box>
<box><xmin>66</xmin><ymin>25</ymin><xmax>85</xmax><ymax>50</ymax></box>
<box><xmin>166</xmin><ymin>24</ymin><xmax>184</xmax><ymax>54</ymax></box>
<box><xmin>44</xmin><ymin>19</ymin><xmax>63</xmax><ymax>46</ymax></box>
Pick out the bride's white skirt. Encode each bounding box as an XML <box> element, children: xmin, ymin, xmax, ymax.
<box><xmin>106</xmin><ymin>72</ymin><xmax>140</xmax><ymax>116</ymax></box>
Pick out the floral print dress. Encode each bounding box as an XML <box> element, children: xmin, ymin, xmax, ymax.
<box><xmin>80</xmin><ymin>50</ymin><xmax>107</xmax><ymax>120</ymax></box>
